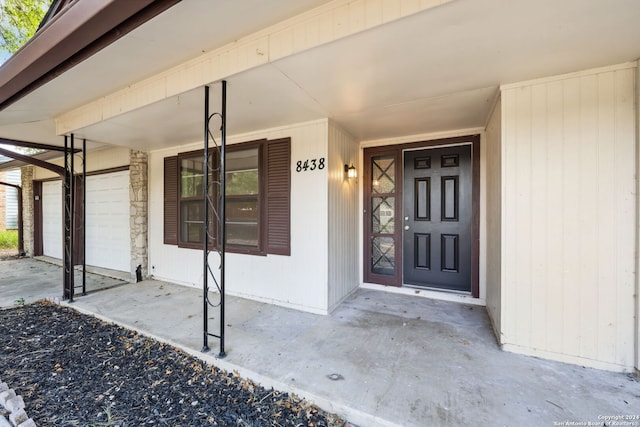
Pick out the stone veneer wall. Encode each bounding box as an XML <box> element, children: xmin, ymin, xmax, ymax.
<box><xmin>129</xmin><ymin>150</ymin><xmax>148</xmax><ymax>280</ymax></box>
<box><xmin>20</xmin><ymin>166</ymin><xmax>34</xmax><ymax>256</ymax></box>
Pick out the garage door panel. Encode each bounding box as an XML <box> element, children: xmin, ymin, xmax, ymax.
<box><xmin>85</xmin><ymin>171</ymin><xmax>130</xmax><ymax>272</ymax></box>
<box><xmin>42</xmin><ymin>181</ymin><xmax>62</xmax><ymax>260</ymax></box>
<box><xmin>40</xmin><ymin>171</ymin><xmax>131</xmax><ymax>272</ymax></box>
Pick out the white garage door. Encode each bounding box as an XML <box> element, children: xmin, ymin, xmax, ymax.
<box><xmin>42</xmin><ymin>181</ymin><xmax>62</xmax><ymax>260</ymax></box>
<box><xmin>41</xmin><ymin>171</ymin><xmax>131</xmax><ymax>272</ymax></box>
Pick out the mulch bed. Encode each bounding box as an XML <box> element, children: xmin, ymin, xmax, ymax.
<box><xmin>0</xmin><ymin>302</ymin><xmax>346</xmax><ymax>427</ymax></box>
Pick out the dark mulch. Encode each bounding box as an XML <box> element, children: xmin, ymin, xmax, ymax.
<box><xmin>0</xmin><ymin>302</ymin><xmax>345</xmax><ymax>427</ymax></box>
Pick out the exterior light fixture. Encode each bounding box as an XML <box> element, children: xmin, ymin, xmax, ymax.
<box><xmin>344</xmin><ymin>164</ymin><xmax>357</xmax><ymax>179</ymax></box>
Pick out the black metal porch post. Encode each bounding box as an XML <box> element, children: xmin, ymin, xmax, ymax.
<box><xmin>203</xmin><ymin>85</ymin><xmax>210</xmax><ymax>352</ymax></box>
<box><xmin>218</xmin><ymin>80</ymin><xmax>226</xmax><ymax>358</ymax></box>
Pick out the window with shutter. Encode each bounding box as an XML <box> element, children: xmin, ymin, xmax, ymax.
<box><xmin>163</xmin><ymin>138</ymin><xmax>290</xmax><ymax>256</ymax></box>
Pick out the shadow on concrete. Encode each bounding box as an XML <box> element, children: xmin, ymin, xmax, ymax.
<box><xmin>0</xmin><ymin>257</ymin><xmax>127</xmax><ymax>306</ymax></box>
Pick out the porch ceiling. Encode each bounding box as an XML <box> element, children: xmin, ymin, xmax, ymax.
<box><xmin>0</xmin><ymin>0</ymin><xmax>638</xmax><ymax>151</ymax></box>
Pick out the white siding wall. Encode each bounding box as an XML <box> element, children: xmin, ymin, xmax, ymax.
<box><xmin>500</xmin><ymin>63</ymin><xmax>637</xmax><ymax>371</ymax></box>
<box><xmin>327</xmin><ymin>120</ymin><xmax>359</xmax><ymax>311</ymax></box>
<box><xmin>484</xmin><ymin>97</ymin><xmax>502</xmax><ymax>336</ymax></box>
<box><xmin>148</xmin><ymin>119</ymin><xmax>331</xmax><ymax>313</ymax></box>
<box><xmin>4</xmin><ymin>169</ymin><xmax>20</xmax><ymax>229</ymax></box>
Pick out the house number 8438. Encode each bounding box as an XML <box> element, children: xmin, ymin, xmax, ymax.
<box><xmin>295</xmin><ymin>157</ymin><xmax>325</xmax><ymax>172</ymax></box>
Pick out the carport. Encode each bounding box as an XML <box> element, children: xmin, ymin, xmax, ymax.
<box><xmin>0</xmin><ymin>136</ymin><xmax>87</xmax><ymax>300</ymax></box>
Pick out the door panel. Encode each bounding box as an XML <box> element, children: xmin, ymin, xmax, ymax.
<box><xmin>403</xmin><ymin>145</ymin><xmax>472</xmax><ymax>292</ymax></box>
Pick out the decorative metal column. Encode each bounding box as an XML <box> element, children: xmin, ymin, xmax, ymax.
<box><xmin>202</xmin><ymin>81</ymin><xmax>227</xmax><ymax>358</ymax></box>
<box><xmin>62</xmin><ymin>134</ymin><xmax>87</xmax><ymax>300</ymax></box>
<box><xmin>63</xmin><ymin>135</ymin><xmax>74</xmax><ymax>300</ymax></box>
<box><xmin>82</xmin><ymin>138</ymin><xmax>87</xmax><ymax>295</ymax></box>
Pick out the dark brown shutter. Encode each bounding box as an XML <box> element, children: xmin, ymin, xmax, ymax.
<box><xmin>265</xmin><ymin>138</ymin><xmax>291</xmax><ymax>255</ymax></box>
<box><xmin>164</xmin><ymin>156</ymin><xmax>178</xmax><ymax>245</ymax></box>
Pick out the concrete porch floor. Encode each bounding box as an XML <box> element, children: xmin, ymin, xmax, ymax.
<box><xmin>1</xmin><ymin>258</ymin><xmax>638</xmax><ymax>426</ymax></box>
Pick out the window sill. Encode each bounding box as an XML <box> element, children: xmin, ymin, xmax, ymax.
<box><xmin>177</xmin><ymin>242</ymin><xmax>266</xmax><ymax>256</ymax></box>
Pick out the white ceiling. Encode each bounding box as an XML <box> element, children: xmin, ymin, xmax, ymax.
<box><xmin>1</xmin><ymin>0</ymin><xmax>639</xmax><ymax>151</ymax></box>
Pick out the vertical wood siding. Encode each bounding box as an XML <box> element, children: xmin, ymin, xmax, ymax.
<box><xmin>4</xmin><ymin>169</ymin><xmax>20</xmax><ymax>229</ymax></box>
<box><xmin>327</xmin><ymin>121</ymin><xmax>359</xmax><ymax>310</ymax></box>
<box><xmin>484</xmin><ymin>98</ymin><xmax>502</xmax><ymax>335</ymax></box>
<box><xmin>501</xmin><ymin>65</ymin><xmax>637</xmax><ymax>370</ymax></box>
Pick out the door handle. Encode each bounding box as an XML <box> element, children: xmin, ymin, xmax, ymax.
<box><xmin>404</xmin><ymin>225</ymin><xmax>410</xmax><ymax>231</ymax></box>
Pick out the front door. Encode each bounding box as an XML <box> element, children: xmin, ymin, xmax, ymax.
<box><xmin>402</xmin><ymin>145</ymin><xmax>472</xmax><ymax>292</ymax></box>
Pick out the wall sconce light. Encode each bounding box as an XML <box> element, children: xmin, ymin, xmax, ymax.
<box><xmin>344</xmin><ymin>164</ymin><xmax>357</xmax><ymax>179</ymax></box>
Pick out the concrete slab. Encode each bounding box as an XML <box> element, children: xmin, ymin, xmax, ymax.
<box><xmin>1</xmin><ymin>258</ymin><xmax>638</xmax><ymax>426</ymax></box>
<box><xmin>0</xmin><ymin>258</ymin><xmax>126</xmax><ymax>307</ymax></box>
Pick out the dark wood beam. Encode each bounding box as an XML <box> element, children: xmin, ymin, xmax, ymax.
<box><xmin>0</xmin><ymin>181</ymin><xmax>20</xmax><ymax>190</ymax></box>
<box><xmin>0</xmin><ymin>147</ymin><xmax>65</xmax><ymax>176</ymax></box>
<box><xmin>0</xmin><ymin>137</ymin><xmax>79</xmax><ymax>152</ymax></box>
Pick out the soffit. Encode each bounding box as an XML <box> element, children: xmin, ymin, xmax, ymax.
<box><xmin>1</xmin><ymin>0</ymin><xmax>639</xmax><ymax>150</ymax></box>
<box><xmin>0</xmin><ymin>0</ymin><xmax>331</xmax><ymax>146</ymax></box>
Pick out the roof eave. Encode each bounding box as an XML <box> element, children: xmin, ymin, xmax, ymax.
<box><xmin>0</xmin><ymin>0</ymin><xmax>181</xmax><ymax>112</ymax></box>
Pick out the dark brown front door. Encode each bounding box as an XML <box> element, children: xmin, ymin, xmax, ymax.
<box><xmin>402</xmin><ymin>145</ymin><xmax>472</xmax><ymax>292</ymax></box>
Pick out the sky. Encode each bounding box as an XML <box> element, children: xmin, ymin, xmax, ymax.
<box><xmin>0</xmin><ymin>0</ymin><xmax>52</xmax><ymax>66</ymax></box>
<box><xmin>0</xmin><ymin>49</ymin><xmax>10</xmax><ymax>64</ymax></box>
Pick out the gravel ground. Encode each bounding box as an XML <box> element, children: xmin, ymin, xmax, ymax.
<box><xmin>0</xmin><ymin>302</ymin><xmax>346</xmax><ymax>427</ymax></box>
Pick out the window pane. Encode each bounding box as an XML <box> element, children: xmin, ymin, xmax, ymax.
<box><xmin>180</xmin><ymin>200</ymin><xmax>204</xmax><ymax>243</ymax></box>
<box><xmin>372</xmin><ymin>197</ymin><xmax>395</xmax><ymax>233</ymax></box>
<box><xmin>371</xmin><ymin>236</ymin><xmax>395</xmax><ymax>275</ymax></box>
<box><xmin>181</xmin><ymin>157</ymin><xmax>204</xmax><ymax>197</ymax></box>
<box><xmin>226</xmin><ymin>197</ymin><xmax>258</xmax><ymax>247</ymax></box>
<box><xmin>225</xmin><ymin>148</ymin><xmax>259</xmax><ymax>248</ymax></box>
<box><xmin>372</xmin><ymin>155</ymin><xmax>395</xmax><ymax>194</ymax></box>
<box><xmin>226</xmin><ymin>148</ymin><xmax>258</xmax><ymax>196</ymax></box>
<box><xmin>227</xmin><ymin>223</ymin><xmax>259</xmax><ymax>247</ymax></box>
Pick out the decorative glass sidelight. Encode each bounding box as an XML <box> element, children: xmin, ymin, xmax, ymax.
<box><xmin>372</xmin><ymin>236</ymin><xmax>395</xmax><ymax>275</ymax></box>
<box><xmin>372</xmin><ymin>197</ymin><xmax>395</xmax><ymax>233</ymax></box>
<box><xmin>372</xmin><ymin>156</ymin><xmax>395</xmax><ymax>194</ymax></box>
<box><xmin>370</xmin><ymin>155</ymin><xmax>396</xmax><ymax>276</ymax></box>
